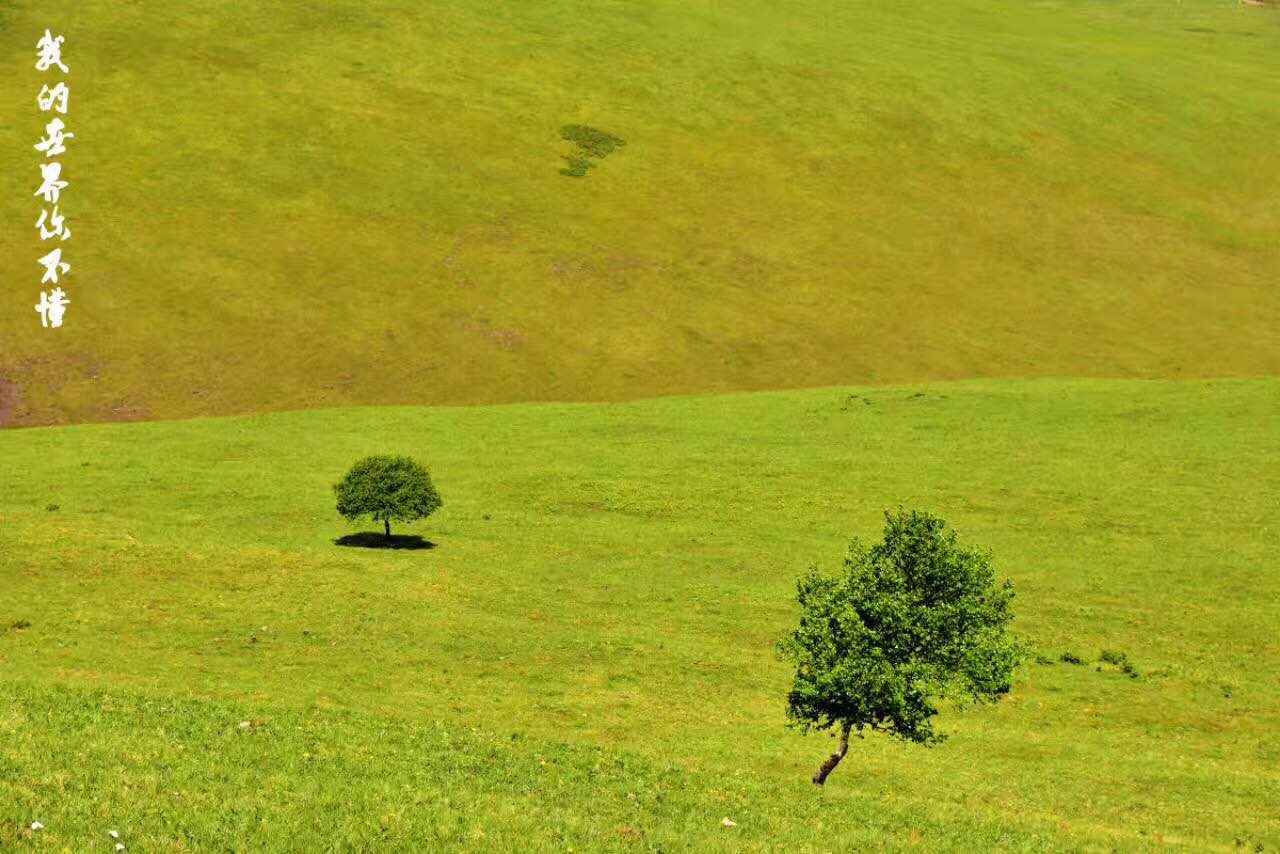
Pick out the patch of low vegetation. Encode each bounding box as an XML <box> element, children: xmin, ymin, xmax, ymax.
<box><xmin>558</xmin><ymin>124</ymin><xmax>626</xmax><ymax>177</ymax></box>
<box><xmin>559</xmin><ymin>154</ymin><xmax>594</xmax><ymax>177</ymax></box>
<box><xmin>560</xmin><ymin>124</ymin><xmax>627</xmax><ymax>159</ymax></box>
<box><xmin>1099</xmin><ymin>649</ymin><xmax>1140</xmax><ymax>679</ymax></box>
<box><xmin>841</xmin><ymin>394</ymin><xmax>874</xmax><ymax>410</ymax></box>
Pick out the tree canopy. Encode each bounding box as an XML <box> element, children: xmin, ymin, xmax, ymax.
<box><xmin>333</xmin><ymin>455</ymin><xmax>442</xmax><ymax>539</ymax></box>
<box><xmin>778</xmin><ymin>508</ymin><xmax>1020</xmax><ymax>784</ymax></box>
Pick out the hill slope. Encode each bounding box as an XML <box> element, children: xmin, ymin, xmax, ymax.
<box><xmin>2</xmin><ymin>379</ymin><xmax>1277</xmax><ymax>848</ymax></box>
<box><xmin>2</xmin><ymin>0</ymin><xmax>1278</xmax><ymax>426</ymax></box>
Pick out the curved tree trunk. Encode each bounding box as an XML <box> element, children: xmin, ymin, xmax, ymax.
<box><xmin>384</xmin><ymin>518</ymin><xmax>391</xmax><ymax>539</ymax></box>
<box><xmin>812</xmin><ymin>721</ymin><xmax>853</xmax><ymax>786</ymax></box>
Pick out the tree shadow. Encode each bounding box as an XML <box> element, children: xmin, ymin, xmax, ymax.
<box><xmin>333</xmin><ymin>532</ymin><xmax>436</xmax><ymax>550</ymax></box>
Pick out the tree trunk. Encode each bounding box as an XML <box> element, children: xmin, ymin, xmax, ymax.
<box><xmin>812</xmin><ymin>721</ymin><xmax>853</xmax><ymax>786</ymax></box>
<box><xmin>384</xmin><ymin>518</ymin><xmax>391</xmax><ymax>539</ymax></box>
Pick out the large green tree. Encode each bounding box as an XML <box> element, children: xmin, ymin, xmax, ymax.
<box><xmin>333</xmin><ymin>455</ymin><xmax>442</xmax><ymax>540</ymax></box>
<box><xmin>778</xmin><ymin>508</ymin><xmax>1020</xmax><ymax>785</ymax></box>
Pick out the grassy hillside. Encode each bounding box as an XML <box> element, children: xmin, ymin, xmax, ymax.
<box><xmin>2</xmin><ymin>379</ymin><xmax>1277</xmax><ymax>849</ymax></box>
<box><xmin>2</xmin><ymin>0</ymin><xmax>1279</xmax><ymax>426</ymax></box>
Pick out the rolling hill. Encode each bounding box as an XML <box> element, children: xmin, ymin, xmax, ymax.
<box><xmin>2</xmin><ymin>0</ymin><xmax>1278</xmax><ymax>426</ymax></box>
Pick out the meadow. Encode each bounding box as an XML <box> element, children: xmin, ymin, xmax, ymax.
<box><xmin>2</xmin><ymin>0</ymin><xmax>1278</xmax><ymax>849</ymax></box>
<box><xmin>2</xmin><ymin>378</ymin><xmax>1278</xmax><ymax>850</ymax></box>
<box><xmin>1</xmin><ymin>0</ymin><xmax>1279</xmax><ymax>425</ymax></box>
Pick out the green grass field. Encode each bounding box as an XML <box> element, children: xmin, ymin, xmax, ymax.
<box><xmin>2</xmin><ymin>0</ymin><xmax>1279</xmax><ymax>425</ymax></box>
<box><xmin>3</xmin><ymin>379</ymin><xmax>1278</xmax><ymax>849</ymax></box>
<box><xmin>2</xmin><ymin>0</ymin><xmax>1278</xmax><ymax>849</ymax></box>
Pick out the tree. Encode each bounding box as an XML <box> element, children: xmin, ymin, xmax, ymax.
<box><xmin>777</xmin><ymin>508</ymin><xmax>1020</xmax><ymax>785</ymax></box>
<box><xmin>333</xmin><ymin>455</ymin><xmax>442</xmax><ymax>540</ymax></box>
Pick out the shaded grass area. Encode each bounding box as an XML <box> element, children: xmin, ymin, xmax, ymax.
<box><xmin>0</xmin><ymin>0</ymin><xmax>1278</xmax><ymax>425</ymax></box>
<box><xmin>1</xmin><ymin>378</ymin><xmax>1278</xmax><ymax>848</ymax></box>
<box><xmin>333</xmin><ymin>532</ymin><xmax>435</xmax><ymax>550</ymax></box>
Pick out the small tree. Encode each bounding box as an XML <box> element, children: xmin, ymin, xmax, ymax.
<box><xmin>333</xmin><ymin>455</ymin><xmax>442</xmax><ymax>540</ymax></box>
<box><xmin>778</xmin><ymin>508</ymin><xmax>1020</xmax><ymax>785</ymax></box>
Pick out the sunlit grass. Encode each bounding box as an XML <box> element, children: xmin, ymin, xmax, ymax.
<box><xmin>2</xmin><ymin>378</ymin><xmax>1277</xmax><ymax>848</ymax></box>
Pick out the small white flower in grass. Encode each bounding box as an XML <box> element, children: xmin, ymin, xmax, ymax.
<box><xmin>239</xmin><ymin>720</ymin><xmax>252</xmax><ymax>729</ymax></box>
<box><xmin>116</xmin><ymin>844</ymin><xmax>126</xmax><ymax>852</ymax></box>
<box><xmin>109</xmin><ymin>829</ymin><xmax>120</xmax><ymax>838</ymax></box>
<box><xmin>721</xmin><ymin>817</ymin><xmax>737</xmax><ymax>828</ymax></box>
<box><xmin>30</xmin><ymin>821</ymin><xmax>44</xmax><ymax>831</ymax></box>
